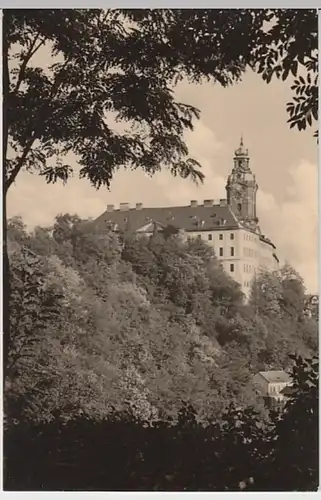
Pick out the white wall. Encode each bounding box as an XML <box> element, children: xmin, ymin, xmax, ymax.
<box><xmin>253</xmin><ymin>374</ymin><xmax>291</xmax><ymax>401</ymax></box>
<box><xmin>188</xmin><ymin>228</ymin><xmax>244</xmax><ymax>288</ymax></box>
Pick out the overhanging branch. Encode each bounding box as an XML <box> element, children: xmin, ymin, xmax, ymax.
<box><xmin>14</xmin><ymin>33</ymin><xmax>46</xmax><ymax>94</ymax></box>
<box><xmin>5</xmin><ymin>56</ymin><xmax>73</xmax><ymax>193</ymax></box>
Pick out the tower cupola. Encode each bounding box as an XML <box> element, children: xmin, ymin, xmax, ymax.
<box><xmin>234</xmin><ymin>135</ymin><xmax>249</xmax><ymax>157</ymax></box>
<box><xmin>226</xmin><ymin>136</ymin><xmax>258</xmax><ymax>224</ymax></box>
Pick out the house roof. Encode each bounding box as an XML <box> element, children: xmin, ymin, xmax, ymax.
<box><xmin>258</xmin><ymin>371</ymin><xmax>292</xmax><ymax>384</ymax></box>
<box><xmin>95</xmin><ymin>201</ymin><xmax>241</xmax><ymax>234</ymax></box>
<box><xmin>280</xmin><ymin>385</ymin><xmax>296</xmax><ymax>396</ymax></box>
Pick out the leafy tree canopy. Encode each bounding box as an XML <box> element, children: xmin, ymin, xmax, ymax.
<box><xmin>4</xmin><ymin>8</ymin><xmax>317</xmax><ymax>196</ymax></box>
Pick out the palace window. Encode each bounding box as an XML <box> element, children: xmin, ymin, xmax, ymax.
<box><xmin>230</xmin><ymin>247</ymin><xmax>234</xmax><ymax>257</ymax></box>
<box><xmin>219</xmin><ymin>247</ymin><xmax>223</xmax><ymax>257</ymax></box>
<box><xmin>208</xmin><ymin>234</ymin><xmax>212</xmax><ymax>241</ymax></box>
<box><xmin>230</xmin><ymin>263</ymin><xmax>234</xmax><ymax>272</ymax></box>
<box><xmin>230</xmin><ymin>233</ymin><xmax>234</xmax><ymax>240</ymax></box>
<box><xmin>219</xmin><ymin>234</ymin><xmax>223</xmax><ymax>240</ymax></box>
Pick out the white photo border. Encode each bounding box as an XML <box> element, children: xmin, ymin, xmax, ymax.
<box><xmin>1</xmin><ymin>3</ymin><xmax>320</xmax><ymax>499</ymax></box>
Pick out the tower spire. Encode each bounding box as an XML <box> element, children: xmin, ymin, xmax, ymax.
<box><xmin>226</xmin><ymin>138</ymin><xmax>258</xmax><ymax>223</ymax></box>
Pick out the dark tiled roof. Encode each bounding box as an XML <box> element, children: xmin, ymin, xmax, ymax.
<box><xmin>95</xmin><ymin>202</ymin><xmax>240</xmax><ymax>234</ymax></box>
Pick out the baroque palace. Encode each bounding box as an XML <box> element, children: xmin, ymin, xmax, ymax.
<box><xmin>96</xmin><ymin>138</ymin><xmax>279</xmax><ymax>297</ymax></box>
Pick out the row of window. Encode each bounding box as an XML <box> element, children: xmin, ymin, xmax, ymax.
<box><xmin>196</xmin><ymin>235</ymin><xmax>235</xmax><ymax>257</ymax></box>
<box><xmin>244</xmin><ymin>263</ymin><xmax>255</xmax><ymax>273</ymax></box>
<box><xmin>244</xmin><ymin>233</ymin><xmax>256</xmax><ymax>241</ymax></box>
<box><xmin>208</xmin><ymin>233</ymin><xmax>235</xmax><ymax>241</ymax></box>
<box><xmin>244</xmin><ymin>247</ymin><xmax>257</xmax><ymax>258</ymax></box>
<box><xmin>219</xmin><ymin>247</ymin><xmax>234</xmax><ymax>257</ymax></box>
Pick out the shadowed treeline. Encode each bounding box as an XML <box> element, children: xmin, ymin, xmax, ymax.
<box><xmin>4</xmin><ymin>381</ymin><xmax>318</xmax><ymax>492</ymax></box>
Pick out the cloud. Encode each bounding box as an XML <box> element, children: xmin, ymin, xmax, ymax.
<box><xmin>258</xmin><ymin>160</ymin><xmax>318</xmax><ymax>293</ymax></box>
<box><xmin>7</xmin><ymin>120</ymin><xmax>226</xmax><ymax>223</ymax></box>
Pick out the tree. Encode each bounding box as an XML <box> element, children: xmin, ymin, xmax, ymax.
<box><xmin>267</xmin><ymin>355</ymin><xmax>318</xmax><ymax>491</ymax></box>
<box><xmin>5</xmin><ymin>9</ymin><xmax>316</xmax><ymax>198</ymax></box>
<box><xmin>4</xmin><ymin>9</ymin><xmax>262</xmax><ymax>195</ymax></box>
<box><xmin>252</xmin><ymin>9</ymin><xmax>318</xmax><ymax>136</ymax></box>
<box><xmin>250</xmin><ymin>269</ymin><xmax>282</xmax><ymax>317</ymax></box>
<box><xmin>5</xmin><ymin>244</ymin><xmax>64</xmax><ymax>421</ymax></box>
<box><xmin>279</xmin><ymin>264</ymin><xmax>306</xmax><ymax>321</ymax></box>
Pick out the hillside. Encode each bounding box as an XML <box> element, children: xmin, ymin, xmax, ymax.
<box><xmin>5</xmin><ymin>214</ymin><xmax>318</xmax><ymax>424</ymax></box>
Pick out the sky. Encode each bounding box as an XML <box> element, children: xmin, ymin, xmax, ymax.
<box><xmin>7</xmin><ymin>69</ymin><xmax>318</xmax><ymax>293</ymax></box>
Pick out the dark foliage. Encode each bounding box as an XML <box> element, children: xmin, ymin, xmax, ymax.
<box><xmin>4</xmin><ymin>356</ymin><xmax>318</xmax><ymax>492</ymax></box>
<box><xmin>3</xmin><ymin>407</ymin><xmax>268</xmax><ymax>491</ymax></box>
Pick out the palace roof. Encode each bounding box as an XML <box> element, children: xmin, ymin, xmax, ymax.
<box><xmin>95</xmin><ymin>200</ymin><xmax>240</xmax><ymax>234</ymax></box>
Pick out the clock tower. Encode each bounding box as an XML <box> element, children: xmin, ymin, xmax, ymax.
<box><xmin>226</xmin><ymin>137</ymin><xmax>258</xmax><ymax>225</ymax></box>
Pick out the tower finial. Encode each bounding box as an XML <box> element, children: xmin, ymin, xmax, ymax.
<box><xmin>234</xmin><ymin>134</ymin><xmax>248</xmax><ymax>158</ymax></box>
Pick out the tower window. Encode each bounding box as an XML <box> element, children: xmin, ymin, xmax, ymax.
<box><xmin>219</xmin><ymin>247</ymin><xmax>223</xmax><ymax>257</ymax></box>
<box><xmin>208</xmin><ymin>234</ymin><xmax>212</xmax><ymax>241</ymax></box>
<box><xmin>230</xmin><ymin>263</ymin><xmax>234</xmax><ymax>272</ymax></box>
<box><xmin>219</xmin><ymin>234</ymin><xmax>223</xmax><ymax>240</ymax></box>
<box><xmin>230</xmin><ymin>233</ymin><xmax>234</xmax><ymax>240</ymax></box>
<box><xmin>230</xmin><ymin>247</ymin><xmax>234</xmax><ymax>257</ymax></box>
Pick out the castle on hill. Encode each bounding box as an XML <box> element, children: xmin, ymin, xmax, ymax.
<box><xmin>96</xmin><ymin>137</ymin><xmax>279</xmax><ymax>298</ymax></box>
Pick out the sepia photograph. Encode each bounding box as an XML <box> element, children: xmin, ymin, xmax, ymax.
<box><xmin>2</xmin><ymin>8</ymin><xmax>319</xmax><ymax>491</ymax></box>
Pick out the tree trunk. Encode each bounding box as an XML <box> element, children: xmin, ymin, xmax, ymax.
<box><xmin>3</xmin><ymin>10</ymin><xmax>10</xmax><ymax>383</ymax></box>
<box><xmin>3</xmin><ymin>197</ymin><xmax>10</xmax><ymax>383</ymax></box>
